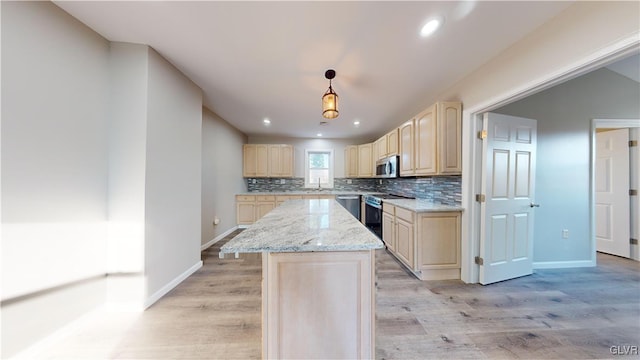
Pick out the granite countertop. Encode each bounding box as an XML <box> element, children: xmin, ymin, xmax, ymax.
<box><xmin>220</xmin><ymin>199</ymin><xmax>384</xmax><ymax>253</ymax></box>
<box><xmin>237</xmin><ymin>191</ymin><xmax>382</xmax><ymax>196</ymax></box>
<box><xmin>383</xmin><ymin>199</ymin><xmax>464</xmax><ymax>213</ymax></box>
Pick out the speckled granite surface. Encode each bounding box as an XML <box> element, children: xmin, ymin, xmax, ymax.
<box><xmin>220</xmin><ymin>199</ymin><xmax>384</xmax><ymax>253</ymax></box>
<box><xmin>383</xmin><ymin>199</ymin><xmax>464</xmax><ymax>213</ymax></box>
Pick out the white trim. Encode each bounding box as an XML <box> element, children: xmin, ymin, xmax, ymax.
<box><xmin>533</xmin><ymin>260</ymin><xmax>595</xmax><ymax>269</ymax></box>
<box><xmin>238</xmin><ymin>224</ymin><xmax>250</xmax><ymax>229</ymax></box>
<box><xmin>304</xmin><ymin>148</ymin><xmax>334</xmax><ymax>189</ymax></box>
<box><xmin>462</xmin><ymin>33</ymin><xmax>640</xmax><ymax>284</ymax></box>
<box><xmin>143</xmin><ymin>261</ymin><xmax>202</xmax><ymax>309</ymax></box>
<box><xmin>201</xmin><ymin>226</ymin><xmax>239</xmax><ymax>251</ymax></box>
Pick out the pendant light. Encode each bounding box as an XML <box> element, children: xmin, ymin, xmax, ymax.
<box><xmin>322</xmin><ymin>69</ymin><xmax>339</xmax><ymax>119</ymax></box>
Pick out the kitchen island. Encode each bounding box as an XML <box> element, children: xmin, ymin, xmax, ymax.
<box><xmin>221</xmin><ymin>199</ymin><xmax>383</xmax><ymax>359</ymax></box>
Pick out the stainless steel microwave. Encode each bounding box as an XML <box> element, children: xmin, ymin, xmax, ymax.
<box><xmin>375</xmin><ymin>155</ymin><xmax>398</xmax><ymax>178</ymax></box>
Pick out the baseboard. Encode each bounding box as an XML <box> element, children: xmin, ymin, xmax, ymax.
<box><xmin>201</xmin><ymin>226</ymin><xmax>239</xmax><ymax>251</ymax></box>
<box><xmin>238</xmin><ymin>224</ymin><xmax>250</xmax><ymax>229</ymax></box>
<box><xmin>143</xmin><ymin>261</ymin><xmax>202</xmax><ymax>309</ymax></box>
<box><xmin>533</xmin><ymin>259</ymin><xmax>595</xmax><ymax>269</ymax></box>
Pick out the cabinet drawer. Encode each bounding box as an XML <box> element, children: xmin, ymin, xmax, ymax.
<box><xmin>395</xmin><ymin>207</ymin><xmax>414</xmax><ymax>223</ymax></box>
<box><xmin>257</xmin><ymin>195</ymin><xmax>276</xmax><ymax>201</ymax></box>
<box><xmin>382</xmin><ymin>203</ymin><xmax>395</xmax><ymax>215</ymax></box>
<box><xmin>236</xmin><ymin>195</ymin><xmax>256</xmax><ymax>202</ymax></box>
<box><xmin>276</xmin><ymin>195</ymin><xmax>303</xmax><ymax>201</ymax></box>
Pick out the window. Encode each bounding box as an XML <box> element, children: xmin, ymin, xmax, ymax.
<box><xmin>305</xmin><ymin>149</ymin><xmax>334</xmax><ymax>188</ymax></box>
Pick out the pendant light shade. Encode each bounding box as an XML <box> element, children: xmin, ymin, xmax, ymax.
<box><xmin>322</xmin><ymin>69</ymin><xmax>339</xmax><ymax>119</ymax></box>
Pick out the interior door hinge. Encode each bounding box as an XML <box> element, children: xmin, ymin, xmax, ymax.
<box><xmin>475</xmin><ymin>256</ymin><xmax>484</xmax><ymax>265</ymax></box>
<box><xmin>630</xmin><ymin>140</ymin><xmax>638</xmax><ymax>147</ymax></box>
<box><xmin>475</xmin><ymin>194</ymin><xmax>486</xmax><ymax>203</ymax></box>
<box><xmin>477</xmin><ymin>130</ymin><xmax>487</xmax><ymax>140</ymax></box>
<box><xmin>631</xmin><ymin>238</ymin><xmax>638</xmax><ymax>245</ymax></box>
<box><xmin>630</xmin><ymin>189</ymin><xmax>638</xmax><ymax>196</ymax></box>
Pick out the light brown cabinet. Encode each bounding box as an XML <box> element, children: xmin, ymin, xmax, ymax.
<box><xmin>243</xmin><ymin>144</ymin><xmax>269</xmax><ymax>177</ymax></box>
<box><xmin>399</xmin><ymin>120</ymin><xmax>415</xmax><ymax>176</ymax></box>
<box><xmin>375</xmin><ymin>128</ymin><xmax>399</xmax><ymax>160</ymax></box>
<box><xmin>382</xmin><ymin>207</ymin><xmax>395</xmax><ymax>252</ymax></box>
<box><xmin>344</xmin><ymin>145</ymin><xmax>359</xmax><ymax>177</ymax></box>
<box><xmin>382</xmin><ymin>203</ymin><xmax>461</xmax><ymax>280</ymax></box>
<box><xmin>238</xmin><ymin>194</ymin><xmax>335</xmax><ymax>225</ymax></box>
<box><xmin>236</xmin><ymin>195</ymin><xmax>257</xmax><ymax>225</ymax></box>
<box><xmin>357</xmin><ymin>143</ymin><xmax>373</xmax><ymax>177</ymax></box>
<box><xmin>243</xmin><ymin>144</ymin><xmax>293</xmax><ymax>178</ymax></box>
<box><xmin>398</xmin><ymin>101</ymin><xmax>461</xmax><ymax>176</ymax></box>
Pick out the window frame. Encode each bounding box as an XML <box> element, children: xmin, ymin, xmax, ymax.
<box><xmin>304</xmin><ymin>149</ymin><xmax>334</xmax><ymax>189</ymax></box>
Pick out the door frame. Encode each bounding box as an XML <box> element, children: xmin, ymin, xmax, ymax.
<box><xmin>591</xmin><ymin>119</ymin><xmax>640</xmax><ymax>260</ymax></box>
<box><xmin>461</xmin><ymin>37</ymin><xmax>639</xmax><ymax>284</ymax></box>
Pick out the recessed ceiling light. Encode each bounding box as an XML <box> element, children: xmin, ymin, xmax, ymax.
<box><xmin>420</xmin><ymin>17</ymin><xmax>443</xmax><ymax>37</ymax></box>
<box><xmin>353</xmin><ymin>120</ymin><xmax>360</xmax><ymax>126</ymax></box>
<box><xmin>317</xmin><ymin>133</ymin><xmax>323</xmax><ymax>137</ymax></box>
<box><xmin>263</xmin><ymin>118</ymin><xmax>271</xmax><ymax>125</ymax></box>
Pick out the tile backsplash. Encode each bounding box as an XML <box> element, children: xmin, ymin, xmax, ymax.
<box><xmin>246</xmin><ymin>176</ymin><xmax>461</xmax><ymax>205</ymax></box>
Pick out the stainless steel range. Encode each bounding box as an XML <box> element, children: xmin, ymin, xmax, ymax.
<box><xmin>363</xmin><ymin>193</ymin><xmax>414</xmax><ymax>240</ymax></box>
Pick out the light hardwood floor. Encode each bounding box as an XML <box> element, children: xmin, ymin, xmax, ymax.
<box><xmin>37</xmin><ymin>229</ymin><xmax>640</xmax><ymax>359</ymax></box>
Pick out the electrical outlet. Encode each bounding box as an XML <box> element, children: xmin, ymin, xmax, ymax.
<box><xmin>347</xmin><ymin>179</ymin><xmax>352</xmax><ymax>184</ymax></box>
<box><xmin>562</xmin><ymin>229</ymin><xmax>569</xmax><ymax>239</ymax></box>
<box><xmin>280</xmin><ymin>179</ymin><xmax>286</xmax><ymax>184</ymax></box>
<box><xmin>252</xmin><ymin>179</ymin><xmax>256</xmax><ymax>184</ymax></box>
<box><xmin>379</xmin><ymin>179</ymin><xmax>383</xmax><ymax>185</ymax></box>
<box><xmin>213</xmin><ymin>217</ymin><xmax>220</xmax><ymax>225</ymax></box>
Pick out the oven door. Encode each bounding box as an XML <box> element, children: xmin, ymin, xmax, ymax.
<box><xmin>365</xmin><ymin>202</ymin><xmax>382</xmax><ymax>239</ymax></box>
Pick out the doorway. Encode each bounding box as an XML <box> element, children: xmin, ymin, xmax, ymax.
<box><xmin>461</xmin><ymin>48</ymin><xmax>640</xmax><ymax>284</ymax></box>
<box><xmin>592</xmin><ymin>121</ymin><xmax>640</xmax><ymax>260</ymax></box>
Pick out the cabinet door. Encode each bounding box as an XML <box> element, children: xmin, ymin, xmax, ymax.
<box><xmin>345</xmin><ymin>145</ymin><xmax>359</xmax><ymax>177</ymax></box>
<box><xmin>280</xmin><ymin>145</ymin><xmax>294</xmax><ymax>177</ymax></box>
<box><xmin>416</xmin><ymin>212</ymin><xmax>461</xmax><ymax>269</ymax></box>
<box><xmin>256</xmin><ymin>202</ymin><xmax>275</xmax><ymax>219</ymax></box>
<box><xmin>387</xmin><ymin>128</ymin><xmax>399</xmax><ymax>156</ymax></box>
<box><xmin>256</xmin><ymin>144</ymin><xmax>269</xmax><ymax>177</ymax></box>
<box><xmin>382</xmin><ymin>212</ymin><xmax>395</xmax><ymax>252</ymax></box>
<box><xmin>243</xmin><ymin>144</ymin><xmax>257</xmax><ymax>177</ymax></box>
<box><xmin>437</xmin><ymin>102</ymin><xmax>462</xmax><ymax>174</ymax></box>
<box><xmin>399</xmin><ymin>120</ymin><xmax>414</xmax><ymax>176</ymax></box>
<box><xmin>268</xmin><ymin>145</ymin><xmax>282</xmax><ymax>177</ymax></box>
<box><xmin>377</xmin><ymin>136</ymin><xmax>387</xmax><ymax>160</ymax></box>
<box><xmin>395</xmin><ymin>217</ymin><xmax>414</xmax><ymax>269</ymax></box>
<box><xmin>415</xmin><ymin>105</ymin><xmax>437</xmax><ymax>176</ymax></box>
<box><xmin>358</xmin><ymin>143</ymin><xmax>373</xmax><ymax>177</ymax></box>
<box><xmin>237</xmin><ymin>202</ymin><xmax>256</xmax><ymax>225</ymax></box>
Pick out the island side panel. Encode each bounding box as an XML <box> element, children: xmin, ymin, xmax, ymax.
<box><xmin>262</xmin><ymin>250</ymin><xmax>375</xmax><ymax>359</ymax></box>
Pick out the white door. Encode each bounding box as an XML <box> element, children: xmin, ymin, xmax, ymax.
<box><xmin>479</xmin><ymin>113</ymin><xmax>537</xmax><ymax>285</ymax></box>
<box><xmin>595</xmin><ymin>129</ymin><xmax>630</xmax><ymax>257</ymax></box>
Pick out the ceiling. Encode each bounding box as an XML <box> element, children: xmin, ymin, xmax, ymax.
<box><xmin>54</xmin><ymin>1</ymin><xmax>574</xmax><ymax>140</ymax></box>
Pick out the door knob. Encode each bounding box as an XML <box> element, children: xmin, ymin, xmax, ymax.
<box><xmin>529</xmin><ymin>203</ymin><xmax>540</xmax><ymax>208</ymax></box>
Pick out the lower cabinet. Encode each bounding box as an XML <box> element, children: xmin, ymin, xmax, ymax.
<box><xmin>383</xmin><ymin>203</ymin><xmax>461</xmax><ymax>280</ymax></box>
<box><xmin>237</xmin><ymin>194</ymin><xmax>335</xmax><ymax>225</ymax></box>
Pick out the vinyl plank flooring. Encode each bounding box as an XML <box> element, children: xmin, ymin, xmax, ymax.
<box><xmin>37</xmin><ymin>231</ymin><xmax>640</xmax><ymax>359</ymax></box>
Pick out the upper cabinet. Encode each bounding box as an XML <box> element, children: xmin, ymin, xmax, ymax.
<box><xmin>268</xmin><ymin>144</ymin><xmax>293</xmax><ymax>177</ymax></box>
<box><xmin>243</xmin><ymin>144</ymin><xmax>293</xmax><ymax>177</ymax></box>
<box><xmin>399</xmin><ymin>101</ymin><xmax>461</xmax><ymax>176</ymax></box>
<box><xmin>375</xmin><ymin>128</ymin><xmax>399</xmax><ymax>160</ymax></box>
<box><xmin>357</xmin><ymin>143</ymin><xmax>374</xmax><ymax>177</ymax></box>
<box><xmin>344</xmin><ymin>145</ymin><xmax>359</xmax><ymax>177</ymax></box>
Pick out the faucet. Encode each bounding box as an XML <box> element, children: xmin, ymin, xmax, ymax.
<box><xmin>317</xmin><ymin>177</ymin><xmax>321</xmax><ymax>190</ymax></box>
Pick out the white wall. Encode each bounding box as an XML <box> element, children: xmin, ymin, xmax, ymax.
<box><xmin>1</xmin><ymin>1</ymin><xmax>110</xmax><ymax>356</ymax></box>
<box><xmin>105</xmin><ymin>43</ymin><xmax>149</xmax><ymax>307</ymax></box>
<box><xmin>202</xmin><ymin>108</ymin><xmax>247</xmax><ymax>246</ymax></box>
<box><xmin>144</xmin><ymin>48</ymin><xmax>203</xmax><ymax>301</ymax></box>
<box><xmin>496</xmin><ymin>68</ymin><xmax>640</xmax><ymax>263</ymax></box>
<box><xmin>247</xmin><ymin>136</ymin><xmax>371</xmax><ymax>178</ymax></box>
